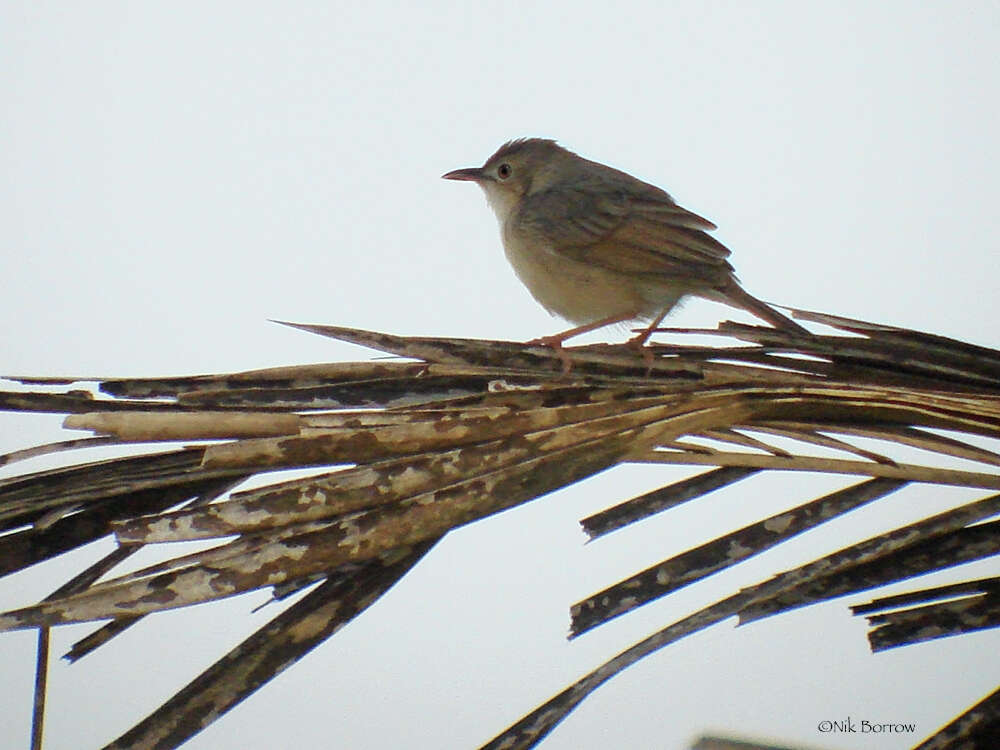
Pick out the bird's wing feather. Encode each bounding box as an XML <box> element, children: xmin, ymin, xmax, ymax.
<box><xmin>514</xmin><ymin>187</ymin><xmax>734</xmax><ymax>284</ymax></box>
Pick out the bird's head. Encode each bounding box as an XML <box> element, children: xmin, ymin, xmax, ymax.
<box><xmin>443</xmin><ymin>138</ymin><xmax>570</xmax><ymax>220</ymax></box>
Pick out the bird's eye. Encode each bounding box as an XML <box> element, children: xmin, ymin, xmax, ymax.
<box><xmin>497</xmin><ymin>163</ymin><xmax>512</xmax><ymax>179</ymax></box>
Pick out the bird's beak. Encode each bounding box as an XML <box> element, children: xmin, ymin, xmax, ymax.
<box><xmin>441</xmin><ymin>167</ymin><xmax>485</xmax><ymax>182</ymax></box>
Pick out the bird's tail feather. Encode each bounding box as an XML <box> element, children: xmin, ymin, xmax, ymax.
<box><xmin>719</xmin><ymin>283</ymin><xmax>811</xmax><ymax>335</ymax></box>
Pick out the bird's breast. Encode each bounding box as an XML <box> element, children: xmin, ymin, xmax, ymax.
<box><xmin>500</xmin><ymin>224</ymin><xmax>678</xmax><ymax>325</ymax></box>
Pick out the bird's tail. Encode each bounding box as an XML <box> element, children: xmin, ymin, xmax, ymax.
<box><xmin>719</xmin><ymin>283</ymin><xmax>811</xmax><ymax>335</ymax></box>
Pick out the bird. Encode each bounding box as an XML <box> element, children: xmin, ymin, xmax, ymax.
<box><xmin>442</xmin><ymin>138</ymin><xmax>808</xmax><ymax>365</ymax></box>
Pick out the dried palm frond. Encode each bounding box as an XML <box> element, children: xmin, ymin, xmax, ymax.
<box><xmin>1</xmin><ymin>309</ymin><xmax>998</xmax><ymax>749</ymax></box>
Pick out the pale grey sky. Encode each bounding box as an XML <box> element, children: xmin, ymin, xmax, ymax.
<box><xmin>2</xmin><ymin>3</ymin><xmax>999</xmax><ymax>749</ymax></box>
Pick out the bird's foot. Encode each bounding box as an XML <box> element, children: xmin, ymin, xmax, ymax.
<box><xmin>623</xmin><ymin>333</ymin><xmax>656</xmax><ymax>373</ymax></box>
<box><xmin>526</xmin><ymin>335</ymin><xmax>575</xmax><ymax>375</ymax></box>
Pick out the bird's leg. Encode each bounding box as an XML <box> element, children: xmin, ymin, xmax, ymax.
<box><xmin>527</xmin><ymin>312</ymin><xmax>638</xmax><ymax>374</ymax></box>
<box><xmin>623</xmin><ymin>309</ymin><xmax>670</xmax><ymax>370</ymax></box>
<box><xmin>627</xmin><ymin>309</ymin><xmax>670</xmax><ymax>348</ymax></box>
<box><xmin>527</xmin><ymin>313</ymin><xmax>637</xmax><ymax>347</ymax></box>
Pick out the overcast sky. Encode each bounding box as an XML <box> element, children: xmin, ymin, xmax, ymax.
<box><xmin>2</xmin><ymin>3</ymin><xmax>999</xmax><ymax>749</ymax></box>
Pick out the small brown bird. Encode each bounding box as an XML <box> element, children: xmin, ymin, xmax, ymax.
<box><xmin>443</xmin><ymin>138</ymin><xmax>807</xmax><ymax>358</ymax></box>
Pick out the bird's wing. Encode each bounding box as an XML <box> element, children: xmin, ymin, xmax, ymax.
<box><xmin>514</xmin><ymin>187</ymin><xmax>734</xmax><ymax>284</ymax></box>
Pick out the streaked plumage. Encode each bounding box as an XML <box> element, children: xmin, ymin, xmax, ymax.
<box><xmin>444</xmin><ymin>138</ymin><xmax>807</xmax><ymax>340</ymax></box>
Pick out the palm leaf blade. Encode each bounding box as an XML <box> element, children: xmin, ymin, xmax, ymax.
<box><xmin>0</xmin><ymin>311</ymin><xmax>996</xmax><ymax>749</ymax></box>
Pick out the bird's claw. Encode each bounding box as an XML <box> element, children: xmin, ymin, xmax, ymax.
<box><xmin>526</xmin><ymin>336</ymin><xmax>575</xmax><ymax>375</ymax></box>
<box><xmin>624</xmin><ymin>334</ymin><xmax>656</xmax><ymax>373</ymax></box>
